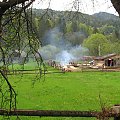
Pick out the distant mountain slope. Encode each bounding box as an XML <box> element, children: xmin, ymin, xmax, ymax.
<box><xmin>93</xmin><ymin>12</ymin><xmax>119</xmax><ymax>21</ymax></box>
<box><xmin>32</xmin><ymin>9</ymin><xmax>120</xmax><ymax>28</ymax></box>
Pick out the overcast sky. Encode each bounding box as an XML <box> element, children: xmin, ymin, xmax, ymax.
<box><xmin>32</xmin><ymin>0</ymin><xmax>118</xmax><ymax>16</ymax></box>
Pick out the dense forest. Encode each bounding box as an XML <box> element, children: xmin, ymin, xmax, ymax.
<box><xmin>31</xmin><ymin>9</ymin><xmax>120</xmax><ymax>59</ymax></box>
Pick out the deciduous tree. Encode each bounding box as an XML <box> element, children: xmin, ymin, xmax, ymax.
<box><xmin>83</xmin><ymin>33</ymin><xmax>111</xmax><ymax>56</ymax></box>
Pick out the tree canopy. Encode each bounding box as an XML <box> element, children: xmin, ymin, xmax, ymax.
<box><xmin>83</xmin><ymin>33</ymin><xmax>111</xmax><ymax>56</ymax></box>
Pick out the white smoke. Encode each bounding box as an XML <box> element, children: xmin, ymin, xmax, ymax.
<box><xmin>70</xmin><ymin>45</ymin><xmax>88</xmax><ymax>60</ymax></box>
<box><xmin>38</xmin><ymin>45</ymin><xmax>60</xmax><ymax>60</ymax></box>
<box><xmin>55</xmin><ymin>50</ymin><xmax>75</xmax><ymax>66</ymax></box>
<box><xmin>39</xmin><ymin>27</ymin><xmax>88</xmax><ymax>65</ymax></box>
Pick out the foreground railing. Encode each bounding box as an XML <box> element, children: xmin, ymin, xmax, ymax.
<box><xmin>0</xmin><ymin>108</ymin><xmax>120</xmax><ymax>120</ymax></box>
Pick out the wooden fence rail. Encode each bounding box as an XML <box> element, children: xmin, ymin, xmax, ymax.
<box><xmin>0</xmin><ymin>109</ymin><xmax>99</xmax><ymax>117</ymax></box>
<box><xmin>0</xmin><ymin>109</ymin><xmax>119</xmax><ymax>119</ymax></box>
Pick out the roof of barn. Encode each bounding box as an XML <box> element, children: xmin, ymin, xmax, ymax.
<box><xmin>94</xmin><ymin>53</ymin><xmax>117</xmax><ymax>60</ymax></box>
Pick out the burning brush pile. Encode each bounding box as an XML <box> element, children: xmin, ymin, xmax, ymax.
<box><xmin>47</xmin><ymin>60</ymin><xmax>81</xmax><ymax>72</ymax></box>
<box><xmin>62</xmin><ymin>63</ymin><xmax>79</xmax><ymax>72</ymax></box>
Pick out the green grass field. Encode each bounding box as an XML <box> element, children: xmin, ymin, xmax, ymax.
<box><xmin>4</xmin><ymin>64</ymin><xmax>120</xmax><ymax>120</ymax></box>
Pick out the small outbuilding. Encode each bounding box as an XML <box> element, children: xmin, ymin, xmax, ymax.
<box><xmin>93</xmin><ymin>53</ymin><xmax>120</xmax><ymax>68</ymax></box>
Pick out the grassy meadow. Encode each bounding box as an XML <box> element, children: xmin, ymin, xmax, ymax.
<box><xmin>5</xmin><ymin>62</ymin><xmax>120</xmax><ymax>120</ymax></box>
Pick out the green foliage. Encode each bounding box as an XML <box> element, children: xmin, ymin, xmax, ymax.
<box><xmin>34</xmin><ymin>17</ymin><xmax>39</xmax><ymax>30</ymax></box>
<box><xmin>100</xmin><ymin>24</ymin><xmax>115</xmax><ymax>35</ymax></box>
<box><xmin>83</xmin><ymin>33</ymin><xmax>111</xmax><ymax>56</ymax></box>
<box><xmin>66</xmin><ymin>22</ymin><xmax>72</xmax><ymax>33</ymax></box>
<box><xmin>79</xmin><ymin>23</ymin><xmax>92</xmax><ymax>37</ymax></box>
<box><xmin>37</xmin><ymin>18</ymin><xmax>54</xmax><ymax>41</ymax></box>
<box><xmin>58</xmin><ymin>18</ymin><xmax>67</xmax><ymax>34</ymax></box>
<box><xmin>71</xmin><ymin>21</ymin><xmax>79</xmax><ymax>32</ymax></box>
<box><xmin>92</xmin><ymin>27</ymin><xmax>100</xmax><ymax>34</ymax></box>
<box><xmin>46</xmin><ymin>19</ymin><xmax>54</xmax><ymax>29</ymax></box>
<box><xmin>65</xmin><ymin>32</ymin><xmax>86</xmax><ymax>46</ymax></box>
<box><xmin>111</xmin><ymin>42</ymin><xmax>120</xmax><ymax>54</ymax></box>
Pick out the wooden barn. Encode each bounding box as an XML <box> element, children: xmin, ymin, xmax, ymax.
<box><xmin>93</xmin><ymin>53</ymin><xmax>120</xmax><ymax>68</ymax></box>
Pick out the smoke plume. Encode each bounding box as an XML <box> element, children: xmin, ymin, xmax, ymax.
<box><xmin>39</xmin><ymin>27</ymin><xmax>88</xmax><ymax>65</ymax></box>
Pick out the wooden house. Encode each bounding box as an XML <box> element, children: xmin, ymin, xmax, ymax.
<box><xmin>93</xmin><ymin>53</ymin><xmax>120</xmax><ymax>68</ymax></box>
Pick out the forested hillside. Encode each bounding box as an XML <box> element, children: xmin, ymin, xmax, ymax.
<box><xmin>32</xmin><ymin>9</ymin><xmax>120</xmax><ymax>57</ymax></box>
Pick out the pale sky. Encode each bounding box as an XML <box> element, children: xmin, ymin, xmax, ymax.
<box><xmin>32</xmin><ymin>0</ymin><xmax>118</xmax><ymax>16</ymax></box>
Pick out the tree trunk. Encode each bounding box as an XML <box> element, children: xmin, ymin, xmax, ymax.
<box><xmin>111</xmin><ymin>0</ymin><xmax>120</xmax><ymax>15</ymax></box>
